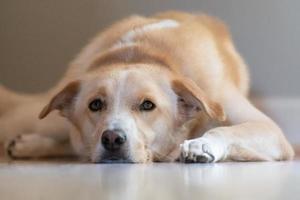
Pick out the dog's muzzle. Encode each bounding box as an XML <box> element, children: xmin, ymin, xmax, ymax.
<box><xmin>97</xmin><ymin>129</ymin><xmax>132</xmax><ymax>163</ymax></box>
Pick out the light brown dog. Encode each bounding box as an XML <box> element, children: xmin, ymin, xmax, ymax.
<box><xmin>0</xmin><ymin>11</ymin><xmax>294</xmax><ymax>163</ymax></box>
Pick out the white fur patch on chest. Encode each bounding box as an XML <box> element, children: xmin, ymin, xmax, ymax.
<box><xmin>113</xmin><ymin>19</ymin><xmax>180</xmax><ymax>48</ymax></box>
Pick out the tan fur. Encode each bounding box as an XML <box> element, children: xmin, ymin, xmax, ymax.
<box><xmin>0</xmin><ymin>11</ymin><xmax>294</xmax><ymax>162</ymax></box>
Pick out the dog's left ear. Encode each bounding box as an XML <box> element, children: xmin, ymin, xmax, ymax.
<box><xmin>172</xmin><ymin>78</ymin><xmax>226</xmax><ymax>122</ymax></box>
<box><xmin>39</xmin><ymin>80</ymin><xmax>80</xmax><ymax>119</ymax></box>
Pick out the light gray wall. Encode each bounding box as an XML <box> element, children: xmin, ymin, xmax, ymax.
<box><xmin>1</xmin><ymin>0</ymin><xmax>299</xmax><ymax>97</ymax></box>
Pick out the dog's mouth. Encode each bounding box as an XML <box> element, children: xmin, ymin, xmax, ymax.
<box><xmin>96</xmin><ymin>153</ymin><xmax>133</xmax><ymax>164</ymax></box>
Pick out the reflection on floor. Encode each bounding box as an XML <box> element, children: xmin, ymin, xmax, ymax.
<box><xmin>0</xmin><ymin>160</ymin><xmax>299</xmax><ymax>200</ymax></box>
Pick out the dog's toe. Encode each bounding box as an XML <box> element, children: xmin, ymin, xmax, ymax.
<box><xmin>5</xmin><ymin>135</ymin><xmax>29</xmax><ymax>159</ymax></box>
<box><xmin>195</xmin><ymin>153</ymin><xmax>214</xmax><ymax>163</ymax></box>
<box><xmin>6</xmin><ymin>138</ymin><xmax>16</xmax><ymax>158</ymax></box>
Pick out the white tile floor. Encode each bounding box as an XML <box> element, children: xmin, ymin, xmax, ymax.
<box><xmin>0</xmin><ymin>161</ymin><xmax>299</xmax><ymax>200</ymax></box>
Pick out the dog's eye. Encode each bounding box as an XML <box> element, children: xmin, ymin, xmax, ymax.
<box><xmin>89</xmin><ymin>99</ymin><xmax>104</xmax><ymax>112</ymax></box>
<box><xmin>140</xmin><ymin>100</ymin><xmax>156</xmax><ymax>111</ymax></box>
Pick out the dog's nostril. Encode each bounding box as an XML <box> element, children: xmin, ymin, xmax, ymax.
<box><xmin>115</xmin><ymin>135</ymin><xmax>126</xmax><ymax>145</ymax></box>
<box><xmin>102</xmin><ymin>137</ymin><xmax>110</xmax><ymax>145</ymax></box>
<box><xmin>101</xmin><ymin>129</ymin><xmax>127</xmax><ymax>151</ymax></box>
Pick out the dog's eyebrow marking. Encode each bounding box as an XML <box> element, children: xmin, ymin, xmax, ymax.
<box><xmin>86</xmin><ymin>87</ymin><xmax>107</xmax><ymax>102</ymax></box>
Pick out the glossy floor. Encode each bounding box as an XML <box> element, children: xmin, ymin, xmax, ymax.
<box><xmin>0</xmin><ymin>161</ymin><xmax>299</xmax><ymax>200</ymax></box>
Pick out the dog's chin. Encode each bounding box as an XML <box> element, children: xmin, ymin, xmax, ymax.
<box><xmin>90</xmin><ymin>149</ymin><xmax>153</xmax><ymax>163</ymax></box>
<box><xmin>97</xmin><ymin>158</ymin><xmax>134</xmax><ymax>164</ymax></box>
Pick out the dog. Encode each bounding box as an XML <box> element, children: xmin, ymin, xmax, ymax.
<box><xmin>0</xmin><ymin>11</ymin><xmax>294</xmax><ymax>163</ymax></box>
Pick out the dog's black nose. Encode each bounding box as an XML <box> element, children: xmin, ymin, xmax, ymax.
<box><xmin>101</xmin><ymin>129</ymin><xmax>127</xmax><ymax>151</ymax></box>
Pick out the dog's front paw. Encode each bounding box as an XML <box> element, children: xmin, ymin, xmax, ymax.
<box><xmin>5</xmin><ymin>134</ymin><xmax>52</xmax><ymax>159</ymax></box>
<box><xmin>5</xmin><ymin>135</ymin><xmax>34</xmax><ymax>159</ymax></box>
<box><xmin>180</xmin><ymin>138</ymin><xmax>215</xmax><ymax>163</ymax></box>
<box><xmin>6</xmin><ymin>135</ymin><xmax>21</xmax><ymax>159</ymax></box>
<box><xmin>180</xmin><ymin>133</ymin><xmax>226</xmax><ymax>163</ymax></box>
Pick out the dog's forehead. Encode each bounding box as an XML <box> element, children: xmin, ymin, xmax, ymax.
<box><xmin>81</xmin><ymin>66</ymin><xmax>169</xmax><ymax>99</ymax></box>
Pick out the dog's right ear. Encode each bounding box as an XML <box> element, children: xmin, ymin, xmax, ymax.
<box><xmin>171</xmin><ymin>77</ymin><xmax>225</xmax><ymax>122</ymax></box>
<box><xmin>39</xmin><ymin>81</ymin><xmax>81</xmax><ymax>119</ymax></box>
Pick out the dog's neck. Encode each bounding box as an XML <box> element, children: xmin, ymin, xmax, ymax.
<box><xmin>88</xmin><ymin>44</ymin><xmax>175</xmax><ymax>71</ymax></box>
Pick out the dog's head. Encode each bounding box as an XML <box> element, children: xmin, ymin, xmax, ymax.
<box><xmin>39</xmin><ymin>64</ymin><xmax>225</xmax><ymax>163</ymax></box>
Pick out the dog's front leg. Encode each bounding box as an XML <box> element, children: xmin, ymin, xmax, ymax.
<box><xmin>180</xmin><ymin>88</ymin><xmax>294</xmax><ymax>163</ymax></box>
